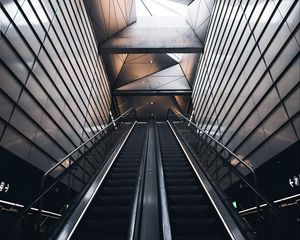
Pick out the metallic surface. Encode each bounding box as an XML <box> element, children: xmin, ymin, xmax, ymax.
<box><xmin>99</xmin><ymin>17</ymin><xmax>203</xmax><ymax>53</ymax></box>
<box><xmin>139</xmin><ymin>121</ymin><xmax>161</xmax><ymax>240</ymax></box>
<box><xmin>167</xmin><ymin>121</ymin><xmax>246</xmax><ymax>240</ymax></box>
<box><xmin>192</xmin><ymin>0</ymin><xmax>300</xmax><ymax>176</ymax></box>
<box><xmin>84</xmin><ymin>0</ymin><xmax>137</xmax><ymax>44</ymax></box>
<box><xmin>56</xmin><ymin>121</ymin><xmax>137</xmax><ymax>240</ymax></box>
<box><xmin>0</xmin><ymin>0</ymin><xmax>111</xmax><ymax>175</ymax></box>
<box><xmin>154</xmin><ymin>124</ymin><xmax>172</xmax><ymax>240</ymax></box>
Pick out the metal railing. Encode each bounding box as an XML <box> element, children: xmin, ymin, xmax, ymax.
<box><xmin>5</xmin><ymin>108</ymin><xmax>136</xmax><ymax>239</ymax></box>
<box><xmin>169</xmin><ymin>107</ymin><xmax>257</xmax><ymax>186</ymax></box>
<box><xmin>167</xmin><ymin>107</ymin><xmax>293</xmax><ymax>239</ymax></box>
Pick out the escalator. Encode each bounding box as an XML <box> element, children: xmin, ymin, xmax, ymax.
<box><xmin>71</xmin><ymin>124</ymin><xmax>147</xmax><ymax>240</ymax></box>
<box><xmin>157</xmin><ymin>123</ymin><xmax>230</xmax><ymax>240</ymax></box>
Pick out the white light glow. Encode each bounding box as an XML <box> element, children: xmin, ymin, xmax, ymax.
<box><xmin>136</xmin><ymin>0</ymin><xmax>188</xmax><ymax>18</ymax></box>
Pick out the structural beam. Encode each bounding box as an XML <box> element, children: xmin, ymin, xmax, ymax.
<box><xmin>99</xmin><ymin>17</ymin><xmax>203</xmax><ymax>54</ymax></box>
<box><xmin>113</xmin><ymin>90</ymin><xmax>192</xmax><ymax>96</ymax></box>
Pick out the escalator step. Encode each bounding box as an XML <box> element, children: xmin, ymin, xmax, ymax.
<box><xmin>164</xmin><ymin>172</ymin><xmax>194</xmax><ymax>178</ymax></box>
<box><xmin>83</xmin><ymin>219</ymin><xmax>127</xmax><ymax>234</ymax></box>
<box><xmin>89</xmin><ymin>206</ymin><xmax>130</xmax><ymax>218</ymax></box>
<box><xmin>174</xmin><ymin>235</ymin><xmax>223</xmax><ymax>240</ymax></box>
<box><xmin>101</xmin><ymin>186</ymin><xmax>134</xmax><ymax>195</ymax></box>
<box><xmin>166</xmin><ymin>186</ymin><xmax>202</xmax><ymax>194</ymax></box>
<box><xmin>166</xmin><ymin>178</ymin><xmax>198</xmax><ymax>186</ymax></box>
<box><xmin>172</xmin><ymin>218</ymin><xmax>216</xmax><ymax>233</ymax></box>
<box><xmin>95</xmin><ymin>195</ymin><xmax>132</xmax><ymax>205</ymax></box>
<box><xmin>105</xmin><ymin>179</ymin><xmax>136</xmax><ymax>186</ymax></box>
<box><xmin>170</xmin><ymin>205</ymin><xmax>212</xmax><ymax>218</ymax></box>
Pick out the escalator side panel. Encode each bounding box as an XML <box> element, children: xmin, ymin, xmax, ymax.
<box><xmin>71</xmin><ymin>124</ymin><xmax>147</xmax><ymax>240</ymax></box>
<box><xmin>157</xmin><ymin>123</ymin><xmax>230</xmax><ymax>240</ymax></box>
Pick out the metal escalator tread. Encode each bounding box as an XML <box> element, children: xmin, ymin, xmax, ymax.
<box><xmin>158</xmin><ymin>123</ymin><xmax>230</xmax><ymax>240</ymax></box>
<box><xmin>71</xmin><ymin>125</ymin><xmax>146</xmax><ymax>240</ymax></box>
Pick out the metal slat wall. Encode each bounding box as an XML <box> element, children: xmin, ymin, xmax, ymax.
<box><xmin>192</xmin><ymin>0</ymin><xmax>300</xmax><ymax>171</ymax></box>
<box><xmin>0</xmin><ymin>0</ymin><xmax>111</xmax><ymax>172</ymax></box>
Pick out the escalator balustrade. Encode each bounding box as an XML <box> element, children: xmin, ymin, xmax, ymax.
<box><xmin>72</xmin><ymin>124</ymin><xmax>146</xmax><ymax>240</ymax></box>
<box><xmin>158</xmin><ymin>123</ymin><xmax>230</xmax><ymax>240</ymax></box>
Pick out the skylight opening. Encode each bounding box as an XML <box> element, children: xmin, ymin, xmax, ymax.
<box><xmin>167</xmin><ymin>53</ymin><xmax>184</xmax><ymax>62</ymax></box>
<box><xmin>136</xmin><ymin>0</ymin><xmax>188</xmax><ymax>18</ymax></box>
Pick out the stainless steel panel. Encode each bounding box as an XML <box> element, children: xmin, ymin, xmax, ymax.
<box><xmin>18</xmin><ymin>91</ymin><xmax>43</xmax><ymax>123</ymax></box>
<box><xmin>10</xmin><ymin>108</ymin><xmax>37</xmax><ymax>141</ymax></box>
<box><xmin>0</xmin><ymin>37</ymin><xmax>29</xmax><ymax>84</ymax></box>
<box><xmin>0</xmin><ymin>92</ymin><xmax>14</xmax><ymax>121</ymax></box>
<box><xmin>27</xmin><ymin>144</ymin><xmax>53</xmax><ymax>172</ymax></box>
<box><xmin>264</xmin><ymin>21</ymin><xmax>292</xmax><ymax>66</ymax></box>
<box><xmin>0</xmin><ymin>126</ymin><xmax>31</xmax><ymax>161</ymax></box>
<box><xmin>0</xmin><ymin>63</ymin><xmax>22</xmax><ymax>101</ymax></box>
<box><xmin>276</xmin><ymin>57</ymin><xmax>300</xmax><ymax>98</ymax></box>
<box><xmin>269</xmin><ymin>36</ymin><xmax>299</xmax><ymax>80</ymax></box>
<box><xmin>283</xmin><ymin>86</ymin><xmax>300</xmax><ymax>118</ymax></box>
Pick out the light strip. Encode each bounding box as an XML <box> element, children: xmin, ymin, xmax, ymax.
<box><xmin>239</xmin><ymin>193</ymin><xmax>300</xmax><ymax>214</ymax></box>
<box><xmin>0</xmin><ymin>199</ymin><xmax>61</xmax><ymax>218</ymax></box>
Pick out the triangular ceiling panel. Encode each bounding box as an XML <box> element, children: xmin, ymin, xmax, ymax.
<box><xmin>154</xmin><ymin>76</ymin><xmax>191</xmax><ymax>90</ymax></box>
<box><xmin>148</xmin><ymin>76</ymin><xmax>184</xmax><ymax>89</ymax></box>
<box><xmin>113</xmin><ymin>53</ymin><xmax>178</xmax><ymax>88</ymax></box>
<box><xmin>116</xmin><ymin>77</ymin><xmax>151</xmax><ymax>90</ymax></box>
<box><xmin>84</xmin><ymin>0</ymin><xmax>137</xmax><ymax>43</ymax></box>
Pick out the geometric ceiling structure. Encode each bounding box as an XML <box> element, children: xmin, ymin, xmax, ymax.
<box><xmin>99</xmin><ymin>16</ymin><xmax>203</xmax><ymax>53</ymax></box>
<box><xmin>84</xmin><ymin>0</ymin><xmax>210</xmax><ymax>120</ymax></box>
<box><xmin>85</xmin><ymin>0</ymin><xmax>137</xmax><ymax>43</ymax></box>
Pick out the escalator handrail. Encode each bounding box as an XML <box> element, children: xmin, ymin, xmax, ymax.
<box><xmin>6</xmin><ymin>108</ymin><xmax>136</xmax><ymax>235</ymax></box>
<box><xmin>167</xmin><ymin>108</ymin><xmax>292</xmax><ymax>230</ymax></box>
<box><xmin>168</xmin><ymin>107</ymin><xmax>256</xmax><ymax>185</ymax></box>
<box><xmin>42</xmin><ymin>107</ymin><xmax>135</xmax><ymax>182</ymax></box>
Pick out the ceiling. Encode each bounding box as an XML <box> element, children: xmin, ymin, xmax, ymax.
<box><xmin>84</xmin><ymin>0</ymin><xmax>215</xmax><ymax>120</ymax></box>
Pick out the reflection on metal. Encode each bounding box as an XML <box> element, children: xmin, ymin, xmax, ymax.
<box><xmin>137</xmin><ymin>0</ymin><xmax>189</xmax><ymax>17</ymax></box>
<box><xmin>113</xmin><ymin>90</ymin><xmax>192</xmax><ymax>96</ymax></box>
<box><xmin>84</xmin><ymin>0</ymin><xmax>137</xmax><ymax>44</ymax></box>
<box><xmin>167</xmin><ymin>121</ymin><xmax>246</xmax><ymax>240</ymax></box>
<box><xmin>56</xmin><ymin>122</ymin><xmax>137</xmax><ymax>240</ymax></box>
<box><xmin>99</xmin><ymin>17</ymin><xmax>203</xmax><ymax>53</ymax></box>
<box><xmin>186</xmin><ymin>0</ymin><xmax>215</xmax><ymax>43</ymax></box>
<box><xmin>116</xmin><ymin>96</ymin><xmax>181</xmax><ymax>121</ymax></box>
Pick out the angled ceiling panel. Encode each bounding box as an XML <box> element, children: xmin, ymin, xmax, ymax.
<box><xmin>114</xmin><ymin>53</ymin><xmax>178</xmax><ymax>88</ymax></box>
<box><xmin>84</xmin><ymin>0</ymin><xmax>137</xmax><ymax>44</ymax></box>
<box><xmin>186</xmin><ymin>0</ymin><xmax>216</xmax><ymax>43</ymax></box>
<box><xmin>167</xmin><ymin>0</ymin><xmax>195</xmax><ymax>5</ymax></box>
<box><xmin>102</xmin><ymin>54</ymin><xmax>128</xmax><ymax>84</ymax></box>
<box><xmin>116</xmin><ymin>95</ymin><xmax>181</xmax><ymax>120</ymax></box>
<box><xmin>99</xmin><ymin>16</ymin><xmax>203</xmax><ymax>53</ymax></box>
<box><xmin>174</xmin><ymin>95</ymin><xmax>190</xmax><ymax>113</ymax></box>
<box><xmin>117</xmin><ymin>77</ymin><xmax>151</xmax><ymax>90</ymax></box>
<box><xmin>154</xmin><ymin>76</ymin><xmax>191</xmax><ymax>90</ymax></box>
<box><xmin>150</xmin><ymin>64</ymin><xmax>183</xmax><ymax>77</ymax></box>
<box><xmin>179</xmin><ymin>53</ymin><xmax>200</xmax><ymax>85</ymax></box>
